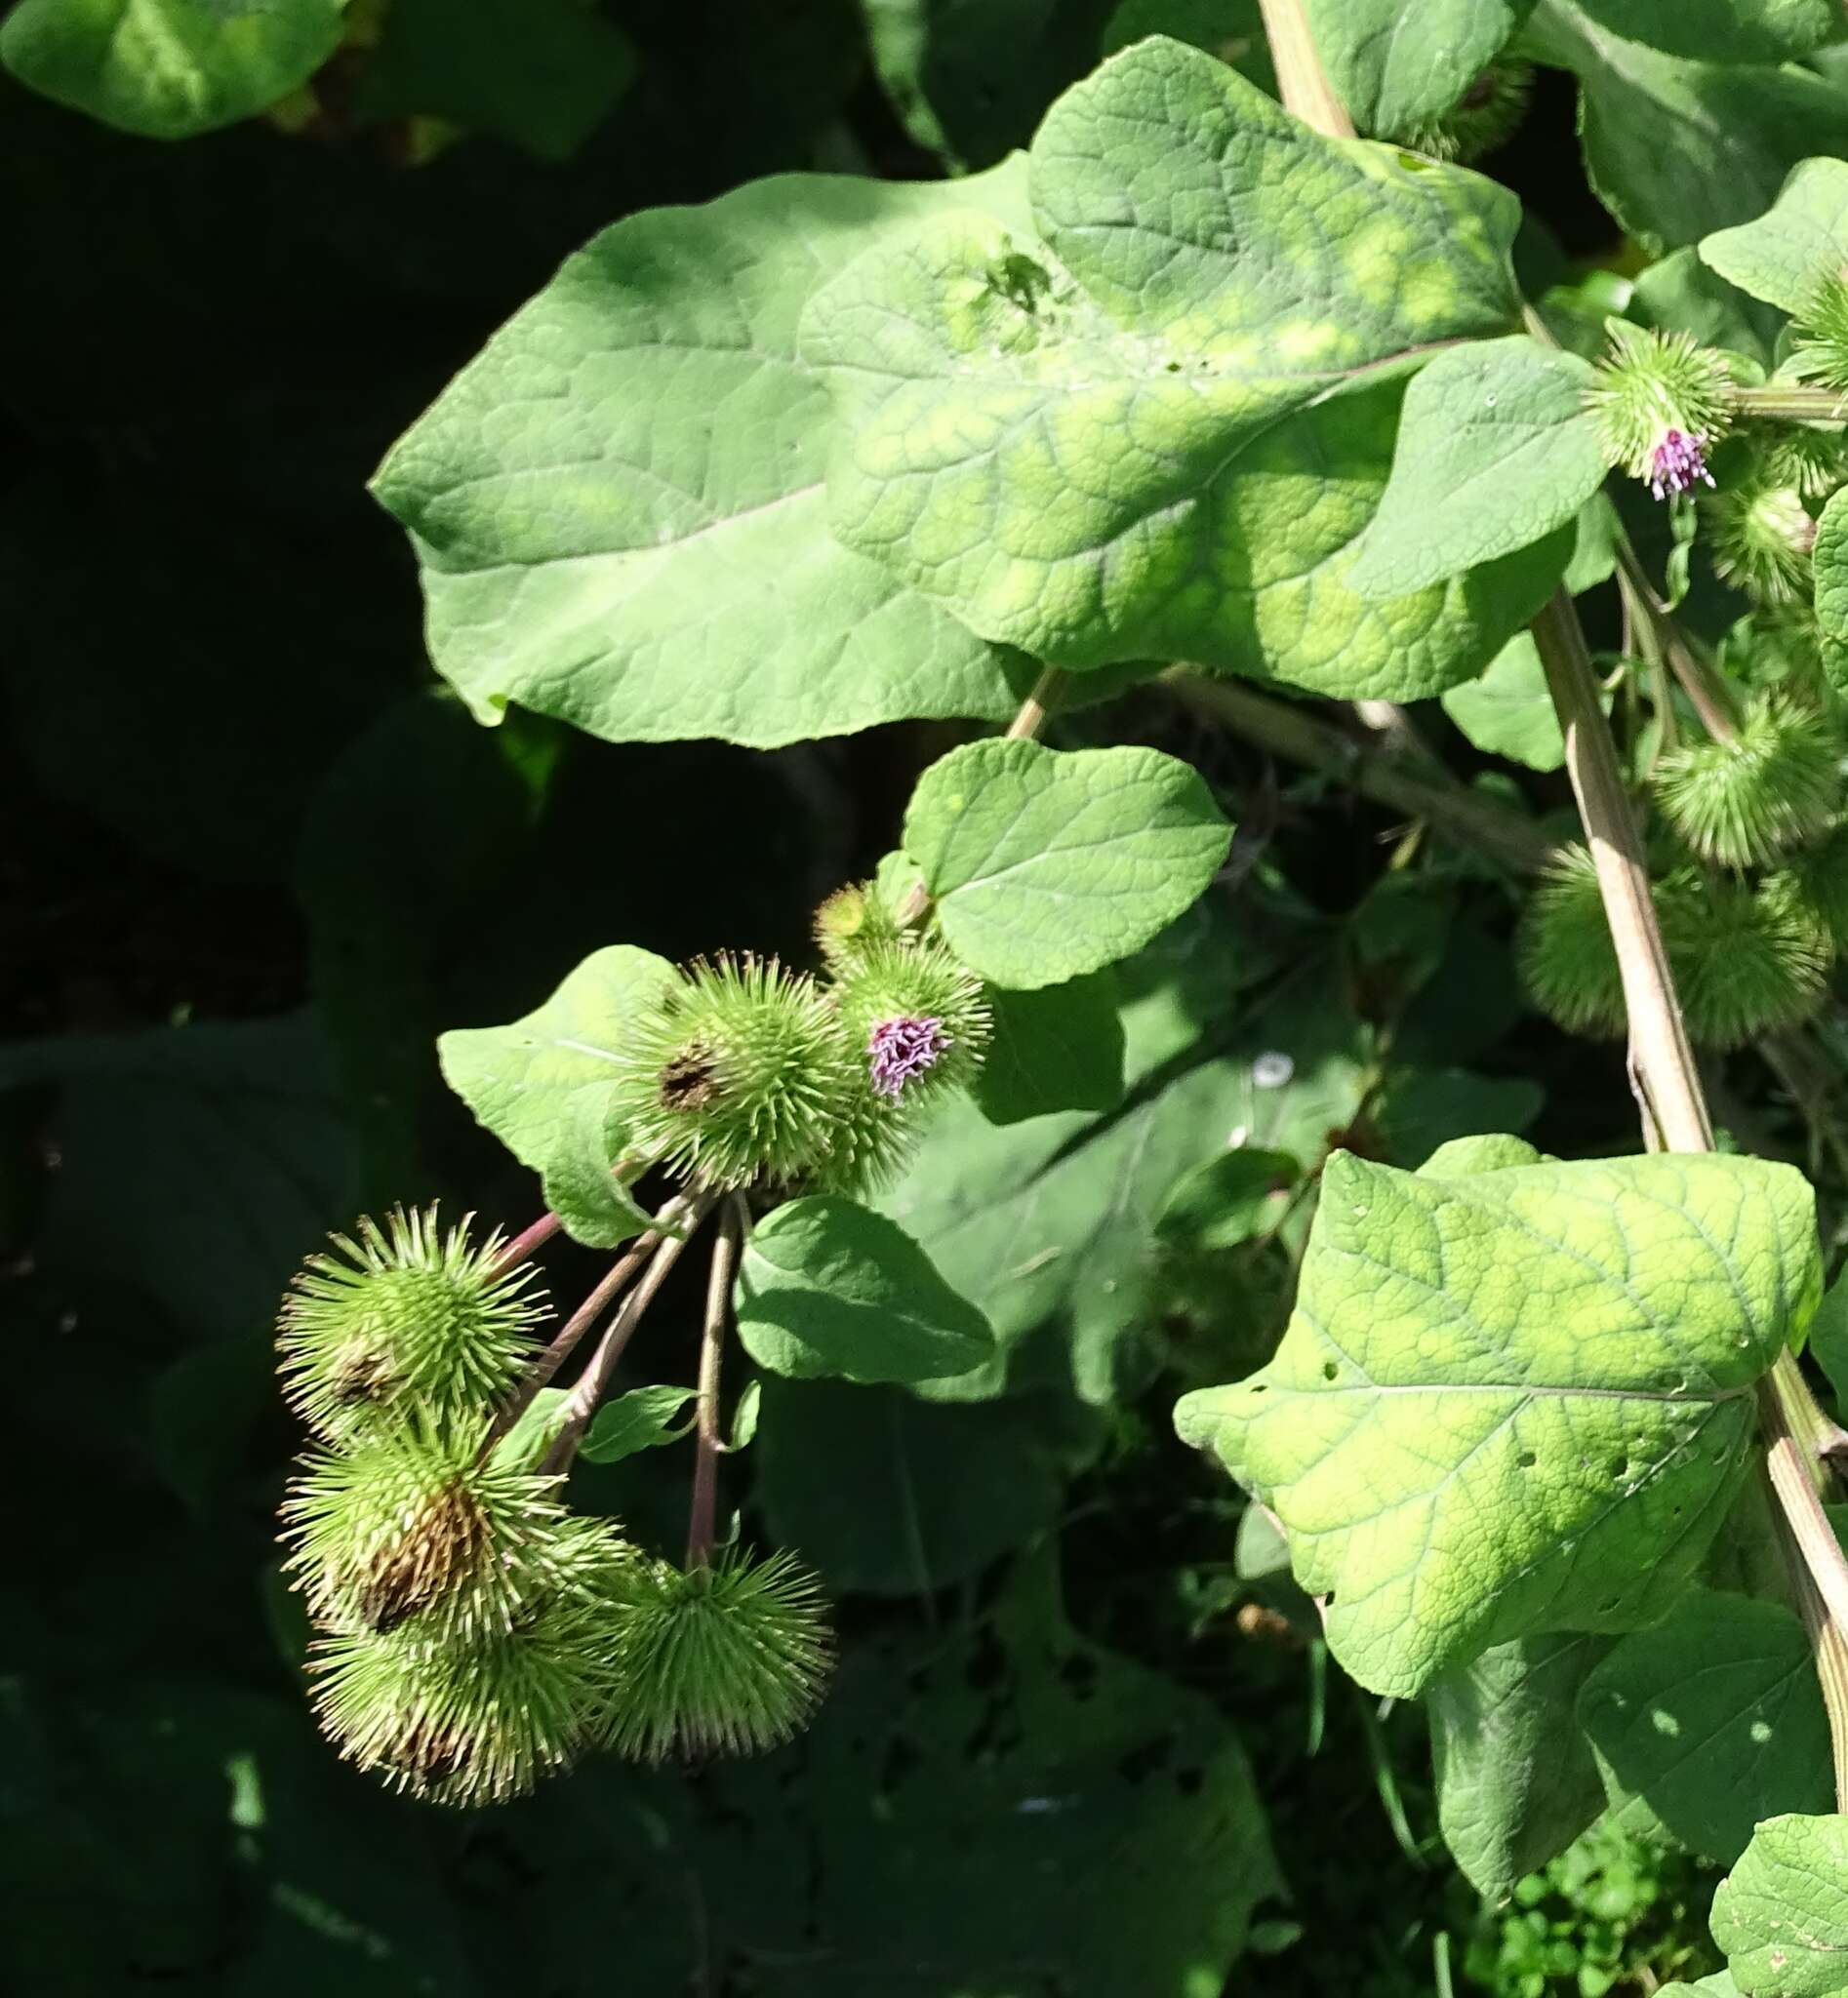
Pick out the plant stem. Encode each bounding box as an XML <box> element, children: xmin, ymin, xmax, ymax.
<box><xmin>537</xmin><ymin>1194</ymin><xmax>715</xmax><ymax>1477</ymax></box>
<box><xmin>480</xmin><ymin>1200</ymin><xmax>692</xmax><ymax>1457</ymax></box>
<box><xmin>1004</xmin><ymin>663</ymin><xmax>1067</xmax><ymax>741</ymax></box>
<box><xmin>686</xmin><ymin>1194</ymin><xmax>747</xmax><ymax>1570</ymax></box>
<box><xmin>1256</xmin><ymin>0</ymin><xmax>1354</xmax><ymax>136</ymax></box>
<box><xmin>1613</xmin><ymin>536</ymin><xmax>1740</xmax><ymax>741</ymax></box>
<box><xmin>495</xmin><ymin>1210</ymin><xmax>563</xmax><ymax>1269</ymax></box>
<box><xmin>1165</xmin><ymin>668</ymin><xmax>1557</xmax><ymax>873</ymax></box>
<box><xmin>1731</xmin><ymin>383</ymin><xmax>1848</xmax><ymax>423</ymax></box>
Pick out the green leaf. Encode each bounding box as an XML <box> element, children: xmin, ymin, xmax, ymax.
<box><xmin>0</xmin><ymin>1015</ymin><xmax>356</xmax><ymax>1339</ymax></box>
<box><xmin>351</xmin><ymin>0</ymin><xmax>634</xmax><ymax>162</ymax></box>
<box><xmin>580</xmin><ymin>1385</ymin><xmax>698</xmax><ymax>1464</ymax></box>
<box><xmin>372</xmin><ymin>167</ymin><xmax>1038</xmax><ymax>751</ymax></box>
<box><xmin>1702</xmin><ymin>159</ymin><xmax>1848</xmax><ymax>315</ymax></box>
<box><xmin>1373</xmin><ymin>1066</ymin><xmax>1546</xmax><ymax>1167</ymax></box>
<box><xmin>735</xmin><ymin>1196</ymin><xmax>996</xmax><ymax>1385</ymax></box>
<box><xmin>1156</xmin><ymin>1148</ymin><xmax>1300</xmax><ymax>1253</ymax></box>
<box><xmin>903</xmin><ymin>739</ymin><xmax>1233</xmax><ymax>989</ymax></box>
<box><xmin>1441</xmin><ymin>632</ymin><xmax>1568</xmax><ymax>770</ymax></box>
<box><xmin>1711</xmin><ymin>1813</ymin><xmax>1848</xmax><ymax>1996</ymax></box>
<box><xmin>1176</xmin><ymin>1150</ymin><xmax>1818</xmax><ymax>1698</ymax></box>
<box><xmin>696</xmin><ymin>1559</ymin><xmax>1282</xmax><ymax>1990</ymax></box>
<box><xmin>1528</xmin><ymin>1</ymin><xmax>1848</xmax><ymax>253</ymax></box>
<box><xmin>1809</xmin><ymin>1273</ymin><xmax>1848</xmax><ymax>1403</ymax></box>
<box><xmin>1421</xmin><ymin>1133</ymin><xmax>1548</xmax><ymax>1177</ymax></box>
<box><xmin>1571</xmin><ymin>0</ymin><xmax>1838</xmax><ymax>64</ymax></box>
<box><xmin>753</xmin><ymin>1377</ymin><xmax>1073</xmax><ymax>1592</ymax></box>
<box><xmin>491</xmin><ymin>1385</ymin><xmax>570</xmax><ymax>1470</ymax></box>
<box><xmin>1349</xmin><ymin>338</ymin><xmax>1607</xmax><ymax>598</ymax></box>
<box><xmin>1101</xmin><ymin>0</ymin><xmax>1275</xmax><ymax>90</ymax></box>
<box><xmin>1658</xmin><ymin>1980</ymin><xmax>1743</xmax><ymax>1998</ymax></box>
<box><xmin>538</xmin><ymin>1084</ymin><xmax>650</xmax><ymax>1249</ymax></box>
<box><xmin>1632</xmin><ymin>247</ymin><xmax>1783</xmax><ymax>373</ymax></box>
<box><xmin>1426</xmin><ymin>1632</ymin><xmax>1609</xmax><ymax>1900</ymax></box>
<box><xmin>879</xmin><ymin>915</ymin><xmax>1370</xmax><ymax>1401</ymax></box>
<box><xmin>437</xmin><ymin>944</ymin><xmax>676</xmax><ymax>1182</ymax></box>
<box><xmin>1580</xmin><ymin>1591</ymin><xmax>1831</xmax><ymax>1863</ymax></box>
<box><xmin>0</xmin><ymin>0</ymin><xmax>345</xmax><ymax>138</ymax></box>
<box><xmin>1306</xmin><ymin>0</ymin><xmax>1537</xmax><ymax>134</ymax></box>
<box><xmin>975</xmin><ymin>970</ymin><xmax>1127</xmax><ymax>1123</ymax></box>
<box><xmin>1814</xmin><ymin>487</ymin><xmax>1848</xmax><ymax>699</ymax></box>
<box><xmin>803</xmin><ymin>35</ymin><xmax>1569</xmax><ymax>701</ymax></box>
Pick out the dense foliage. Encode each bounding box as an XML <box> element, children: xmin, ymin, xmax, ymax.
<box><xmin>17</xmin><ymin>2</ymin><xmax>1848</xmax><ymax>1994</ymax></box>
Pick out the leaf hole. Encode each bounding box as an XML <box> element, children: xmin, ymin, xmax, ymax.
<box><xmin>1518</xmin><ymin>1451</ymin><xmax>1537</xmax><ymax>1470</ymax></box>
<box><xmin>1322</xmin><ymin>1362</ymin><xmax>1338</xmax><ymax>1381</ymax></box>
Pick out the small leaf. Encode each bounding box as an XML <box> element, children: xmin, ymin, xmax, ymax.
<box><xmin>1</xmin><ymin>0</ymin><xmax>346</xmax><ymax>139</ymax></box>
<box><xmin>1816</xmin><ymin>488</ymin><xmax>1848</xmax><ymax>699</ymax></box>
<box><xmin>1580</xmin><ymin>1591</ymin><xmax>1831</xmax><ymax>1862</ymax></box>
<box><xmin>1427</xmin><ymin>1633</ymin><xmax>1609</xmax><ymax>1901</ymax></box>
<box><xmin>1702</xmin><ymin>158</ymin><xmax>1848</xmax><ymax>315</ymax></box>
<box><xmin>1349</xmin><ymin>338</ymin><xmax>1606</xmax><ymax>599</ymax></box>
<box><xmin>903</xmin><ymin>740</ymin><xmax>1232</xmax><ymax>989</ymax></box>
<box><xmin>580</xmin><ymin>1385</ymin><xmax>698</xmax><ymax>1464</ymax></box>
<box><xmin>728</xmin><ymin>1379</ymin><xmax>762</xmax><ymax>1453</ymax></box>
<box><xmin>438</xmin><ymin>945</ymin><xmax>675</xmax><ymax>1179</ymax></box>
<box><xmin>735</xmin><ymin>1197</ymin><xmax>996</xmax><ymax>1385</ymax></box>
<box><xmin>1442</xmin><ymin>633</ymin><xmax>1569</xmax><ymax>771</ymax></box>
<box><xmin>538</xmin><ymin>1084</ymin><xmax>649</xmax><ymax>1249</ymax></box>
<box><xmin>975</xmin><ymin>972</ymin><xmax>1127</xmax><ymax>1123</ymax></box>
<box><xmin>492</xmin><ymin>1386</ymin><xmax>570</xmax><ymax>1470</ymax></box>
<box><xmin>1711</xmin><ymin>1813</ymin><xmax>1848</xmax><ymax>1997</ymax></box>
<box><xmin>1156</xmin><ymin>1148</ymin><xmax>1299</xmax><ymax>1253</ymax></box>
<box><xmin>1809</xmin><ymin>1272</ymin><xmax>1848</xmax><ymax>1401</ymax></box>
<box><xmin>1176</xmin><ymin>1150</ymin><xmax>1819</xmax><ymax>1698</ymax></box>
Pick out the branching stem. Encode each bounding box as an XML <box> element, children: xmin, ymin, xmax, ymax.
<box><xmin>537</xmin><ymin>1193</ymin><xmax>715</xmax><ymax>1477</ymax></box>
<box><xmin>494</xmin><ymin>1210</ymin><xmax>563</xmax><ymax>1269</ymax></box>
<box><xmin>1613</xmin><ymin>536</ymin><xmax>1740</xmax><ymax>741</ymax></box>
<box><xmin>686</xmin><ymin>1195</ymin><xmax>747</xmax><ymax>1569</ymax></box>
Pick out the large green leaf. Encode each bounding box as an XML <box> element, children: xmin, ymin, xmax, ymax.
<box><xmin>904</xmin><ymin>740</ymin><xmax>1233</xmax><ymax>989</ymax></box>
<box><xmin>1348</xmin><ymin>337</ymin><xmax>1607</xmax><ymax>597</ymax></box>
<box><xmin>753</xmin><ymin>1377</ymin><xmax>1074</xmax><ymax>1592</ymax></box>
<box><xmin>975</xmin><ymin>971</ymin><xmax>1126</xmax><ymax>1123</ymax></box>
<box><xmin>1176</xmin><ymin>1150</ymin><xmax>1818</xmax><ymax>1698</ymax></box>
<box><xmin>802</xmin><ymin>35</ymin><xmax>1570</xmax><ymax>701</ymax></box>
<box><xmin>734</xmin><ymin>1196</ymin><xmax>996</xmax><ymax>1384</ymax></box>
<box><xmin>437</xmin><ymin>944</ymin><xmax>675</xmax><ymax>1188</ymax></box>
<box><xmin>1529</xmin><ymin>1</ymin><xmax>1848</xmax><ymax>253</ymax></box>
<box><xmin>1571</xmin><ymin>0</ymin><xmax>1838</xmax><ymax>64</ymax></box>
<box><xmin>696</xmin><ymin>1560</ymin><xmax>1283</xmax><ymax>1995</ymax></box>
<box><xmin>1702</xmin><ymin>159</ymin><xmax>1848</xmax><ymax>315</ymax></box>
<box><xmin>372</xmin><ymin>169</ymin><xmax>1040</xmax><ymax>750</ymax></box>
<box><xmin>1711</xmin><ymin>1813</ymin><xmax>1848</xmax><ymax>1997</ymax></box>
<box><xmin>877</xmin><ymin>913</ymin><xmax>1371</xmax><ymax>1402</ymax></box>
<box><xmin>1426</xmin><ymin>1632</ymin><xmax>1609</xmax><ymax>1900</ymax></box>
<box><xmin>0</xmin><ymin>0</ymin><xmax>345</xmax><ymax>138</ymax></box>
<box><xmin>1306</xmin><ymin>0</ymin><xmax>1536</xmax><ymax>134</ymax></box>
<box><xmin>1579</xmin><ymin>1591</ymin><xmax>1831</xmax><ymax>1863</ymax></box>
<box><xmin>351</xmin><ymin>0</ymin><xmax>635</xmax><ymax>162</ymax></box>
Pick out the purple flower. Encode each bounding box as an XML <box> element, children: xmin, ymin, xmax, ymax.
<box><xmin>867</xmin><ymin>1016</ymin><xmax>949</xmax><ymax>1099</ymax></box>
<box><xmin>1648</xmin><ymin>426</ymin><xmax>1714</xmax><ymax>501</ymax></box>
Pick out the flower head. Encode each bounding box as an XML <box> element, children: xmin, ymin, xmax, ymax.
<box><xmin>1648</xmin><ymin>427</ymin><xmax>1713</xmax><ymax>500</ymax></box>
<box><xmin>866</xmin><ymin>1014</ymin><xmax>950</xmax><ymax>1099</ymax></box>
<box><xmin>1587</xmin><ymin>321</ymin><xmax>1734</xmax><ymax>500</ymax></box>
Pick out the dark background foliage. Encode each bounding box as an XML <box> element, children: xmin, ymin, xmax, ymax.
<box><xmin>0</xmin><ymin>6</ymin><xmax>1730</xmax><ymax>1993</ymax></box>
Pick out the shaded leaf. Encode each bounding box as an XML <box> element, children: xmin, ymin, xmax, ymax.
<box><xmin>539</xmin><ymin>1083</ymin><xmax>649</xmax><ymax>1249</ymax></box>
<box><xmin>735</xmin><ymin>1196</ymin><xmax>996</xmax><ymax>1384</ymax></box>
<box><xmin>1702</xmin><ymin>158</ymin><xmax>1848</xmax><ymax>316</ymax></box>
<box><xmin>976</xmin><ymin>970</ymin><xmax>1127</xmax><ymax>1123</ymax></box>
<box><xmin>1442</xmin><ymin>632</ymin><xmax>1568</xmax><ymax>771</ymax></box>
<box><xmin>1306</xmin><ymin>0</ymin><xmax>1536</xmax><ymax>134</ymax></box>
<box><xmin>1580</xmin><ymin>1591</ymin><xmax>1831</xmax><ymax>1864</ymax></box>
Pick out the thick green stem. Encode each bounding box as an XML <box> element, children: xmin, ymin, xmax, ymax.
<box><xmin>1731</xmin><ymin>383</ymin><xmax>1848</xmax><ymax>423</ymax></box>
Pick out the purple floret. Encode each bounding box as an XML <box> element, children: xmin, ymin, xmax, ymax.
<box><xmin>1648</xmin><ymin>426</ymin><xmax>1714</xmax><ymax>500</ymax></box>
<box><xmin>867</xmin><ymin>1016</ymin><xmax>949</xmax><ymax>1099</ymax></box>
